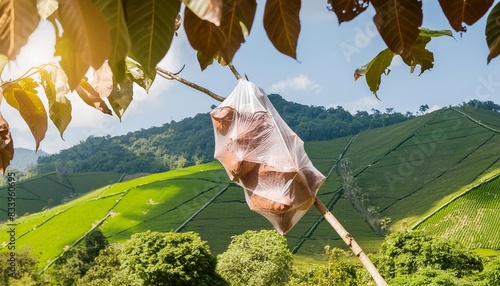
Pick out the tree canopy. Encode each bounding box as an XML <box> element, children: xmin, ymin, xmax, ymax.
<box><xmin>1</xmin><ymin>0</ymin><xmax>500</xmax><ymax>173</ymax></box>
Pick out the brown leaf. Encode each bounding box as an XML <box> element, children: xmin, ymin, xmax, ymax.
<box><xmin>57</xmin><ymin>0</ymin><xmax>112</xmax><ymax>69</ymax></box>
<box><xmin>0</xmin><ymin>0</ymin><xmax>40</xmax><ymax>60</ymax></box>
<box><xmin>371</xmin><ymin>0</ymin><xmax>423</xmax><ymax>58</ymax></box>
<box><xmin>76</xmin><ymin>78</ymin><xmax>113</xmax><ymax>115</ymax></box>
<box><xmin>182</xmin><ymin>0</ymin><xmax>222</xmax><ymax>26</ymax></box>
<box><xmin>218</xmin><ymin>0</ymin><xmax>257</xmax><ymax>63</ymax></box>
<box><xmin>263</xmin><ymin>0</ymin><xmax>301</xmax><ymax>59</ymax></box>
<box><xmin>184</xmin><ymin>7</ymin><xmax>226</xmax><ymax>69</ymax></box>
<box><xmin>92</xmin><ymin>62</ymin><xmax>114</xmax><ymax>98</ymax></box>
<box><xmin>438</xmin><ymin>0</ymin><xmax>493</xmax><ymax>32</ymax></box>
<box><xmin>402</xmin><ymin>36</ymin><xmax>433</xmax><ymax>75</ymax></box>
<box><xmin>0</xmin><ymin>114</ymin><xmax>14</xmax><ymax>175</ymax></box>
<box><xmin>328</xmin><ymin>0</ymin><xmax>370</xmax><ymax>24</ymax></box>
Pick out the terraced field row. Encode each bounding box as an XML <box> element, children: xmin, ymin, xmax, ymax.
<box><xmin>416</xmin><ymin>175</ymin><xmax>500</xmax><ymax>249</ymax></box>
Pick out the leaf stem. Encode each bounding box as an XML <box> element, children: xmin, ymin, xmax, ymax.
<box><xmin>155</xmin><ymin>66</ymin><xmax>226</xmax><ymax>102</ymax></box>
<box><xmin>227</xmin><ymin>62</ymin><xmax>242</xmax><ymax>80</ymax></box>
<box><xmin>0</xmin><ymin>63</ymin><xmax>58</xmax><ymax>88</ymax></box>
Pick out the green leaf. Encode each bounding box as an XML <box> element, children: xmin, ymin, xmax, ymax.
<box><xmin>184</xmin><ymin>7</ymin><xmax>226</xmax><ymax>69</ymax></box>
<box><xmin>75</xmin><ymin>78</ymin><xmax>113</xmax><ymax>115</ymax></box>
<box><xmin>3</xmin><ymin>78</ymin><xmax>39</xmax><ymax>110</ymax></box>
<box><xmin>90</xmin><ymin>0</ymin><xmax>131</xmax><ymax>82</ymax></box>
<box><xmin>197</xmin><ymin>51</ymin><xmax>214</xmax><ymax>71</ymax></box>
<box><xmin>263</xmin><ymin>0</ymin><xmax>301</xmax><ymax>59</ymax></box>
<box><xmin>36</xmin><ymin>0</ymin><xmax>58</xmax><ymax>19</ymax></box>
<box><xmin>438</xmin><ymin>0</ymin><xmax>493</xmax><ymax>32</ymax></box>
<box><xmin>39</xmin><ymin>67</ymin><xmax>72</xmax><ymax>139</ymax></box>
<box><xmin>3</xmin><ymin>83</ymin><xmax>22</xmax><ymax>110</ymax></box>
<box><xmin>328</xmin><ymin>0</ymin><xmax>369</xmax><ymax>24</ymax></box>
<box><xmin>57</xmin><ymin>0</ymin><xmax>112</xmax><ymax>69</ymax></box>
<box><xmin>486</xmin><ymin>3</ymin><xmax>500</xmax><ymax>63</ymax></box>
<box><xmin>0</xmin><ymin>0</ymin><xmax>40</xmax><ymax>60</ymax></box>
<box><xmin>354</xmin><ymin>49</ymin><xmax>395</xmax><ymax>96</ymax></box>
<box><xmin>218</xmin><ymin>0</ymin><xmax>257</xmax><ymax>63</ymax></box>
<box><xmin>182</xmin><ymin>0</ymin><xmax>222</xmax><ymax>26</ymax></box>
<box><xmin>13</xmin><ymin>89</ymin><xmax>48</xmax><ymax>151</ymax></box>
<box><xmin>125</xmin><ymin>0</ymin><xmax>181</xmax><ymax>80</ymax></box>
<box><xmin>125</xmin><ymin>59</ymin><xmax>153</xmax><ymax>92</ymax></box>
<box><xmin>371</xmin><ymin>0</ymin><xmax>423</xmax><ymax>58</ymax></box>
<box><xmin>418</xmin><ymin>27</ymin><xmax>453</xmax><ymax>38</ymax></box>
<box><xmin>108</xmin><ymin>77</ymin><xmax>133</xmax><ymax>121</ymax></box>
<box><xmin>55</xmin><ymin>33</ymin><xmax>89</xmax><ymax>90</ymax></box>
<box><xmin>402</xmin><ymin>36</ymin><xmax>434</xmax><ymax>75</ymax></box>
<box><xmin>0</xmin><ymin>114</ymin><xmax>14</xmax><ymax>175</ymax></box>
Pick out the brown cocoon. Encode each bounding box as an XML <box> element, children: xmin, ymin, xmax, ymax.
<box><xmin>302</xmin><ymin>167</ymin><xmax>326</xmax><ymax>192</ymax></box>
<box><xmin>250</xmin><ymin>193</ymin><xmax>291</xmax><ymax>213</ymax></box>
<box><xmin>237</xmin><ymin>111</ymin><xmax>273</xmax><ymax>141</ymax></box>
<box><xmin>258</xmin><ymin>164</ymin><xmax>296</xmax><ymax>187</ymax></box>
<box><xmin>229</xmin><ymin>160</ymin><xmax>257</xmax><ymax>180</ymax></box>
<box><xmin>239</xmin><ymin>164</ymin><xmax>260</xmax><ymax>189</ymax></box>
<box><xmin>211</xmin><ymin>106</ymin><xmax>235</xmax><ymax>135</ymax></box>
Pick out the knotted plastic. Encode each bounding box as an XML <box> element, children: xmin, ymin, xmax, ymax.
<box><xmin>211</xmin><ymin>80</ymin><xmax>326</xmax><ymax>234</ymax></box>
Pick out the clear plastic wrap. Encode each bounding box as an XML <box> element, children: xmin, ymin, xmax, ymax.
<box><xmin>211</xmin><ymin>80</ymin><xmax>326</xmax><ymax>234</ymax></box>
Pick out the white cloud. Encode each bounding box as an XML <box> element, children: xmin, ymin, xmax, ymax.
<box><xmin>427</xmin><ymin>104</ymin><xmax>442</xmax><ymax>113</ymax></box>
<box><xmin>340</xmin><ymin>96</ymin><xmax>381</xmax><ymax>113</ymax></box>
<box><xmin>270</xmin><ymin>75</ymin><xmax>322</xmax><ymax>94</ymax></box>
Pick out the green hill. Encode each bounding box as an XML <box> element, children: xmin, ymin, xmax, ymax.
<box><xmin>36</xmin><ymin>94</ymin><xmax>415</xmax><ymax>174</ymax></box>
<box><xmin>0</xmin><ymin>105</ymin><xmax>498</xmax><ymax>271</ymax></box>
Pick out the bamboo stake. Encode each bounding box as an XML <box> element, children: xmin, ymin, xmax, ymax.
<box><xmin>313</xmin><ymin>197</ymin><xmax>388</xmax><ymax>286</ymax></box>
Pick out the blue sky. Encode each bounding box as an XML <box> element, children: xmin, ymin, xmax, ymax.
<box><xmin>4</xmin><ymin>1</ymin><xmax>500</xmax><ymax>154</ymax></box>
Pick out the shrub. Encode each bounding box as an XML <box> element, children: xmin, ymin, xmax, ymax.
<box><xmin>217</xmin><ymin>229</ymin><xmax>293</xmax><ymax>286</ymax></box>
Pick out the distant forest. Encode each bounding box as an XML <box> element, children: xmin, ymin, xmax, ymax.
<box><xmin>36</xmin><ymin>97</ymin><xmax>500</xmax><ymax>174</ymax></box>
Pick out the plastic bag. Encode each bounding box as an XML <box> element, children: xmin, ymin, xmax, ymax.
<box><xmin>211</xmin><ymin>80</ymin><xmax>326</xmax><ymax>234</ymax></box>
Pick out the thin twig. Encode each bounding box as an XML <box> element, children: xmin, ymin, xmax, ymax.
<box><xmin>0</xmin><ymin>63</ymin><xmax>57</xmax><ymax>88</ymax></box>
<box><xmin>155</xmin><ymin>66</ymin><xmax>226</xmax><ymax>102</ymax></box>
<box><xmin>227</xmin><ymin>62</ymin><xmax>242</xmax><ymax>80</ymax></box>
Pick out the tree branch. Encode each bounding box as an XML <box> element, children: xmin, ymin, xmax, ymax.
<box><xmin>155</xmin><ymin>66</ymin><xmax>226</xmax><ymax>102</ymax></box>
<box><xmin>227</xmin><ymin>62</ymin><xmax>242</xmax><ymax>80</ymax></box>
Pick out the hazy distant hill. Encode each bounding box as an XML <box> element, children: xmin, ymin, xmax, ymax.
<box><xmin>10</xmin><ymin>148</ymin><xmax>49</xmax><ymax>171</ymax></box>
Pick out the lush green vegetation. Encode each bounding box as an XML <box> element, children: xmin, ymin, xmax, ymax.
<box><xmin>416</xmin><ymin>175</ymin><xmax>500</xmax><ymax>249</ymax></box>
<box><xmin>37</xmin><ymin>95</ymin><xmax>415</xmax><ymax>174</ymax></box>
<box><xmin>5</xmin><ymin>229</ymin><xmax>500</xmax><ymax>285</ymax></box>
<box><xmin>217</xmin><ymin>230</ymin><xmax>293</xmax><ymax>286</ymax></box>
